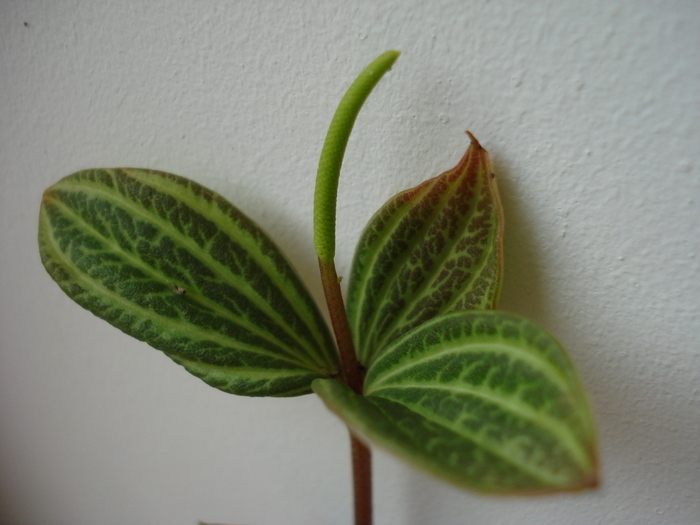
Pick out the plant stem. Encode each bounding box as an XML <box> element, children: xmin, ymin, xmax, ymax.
<box><xmin>313</xmin><ymin>50</ymin><xmax>400</xmax><ymax>525</ymax></box>
<box><xmin>318</xmin><ymin>259</ymin><xmax>363</xmax><ymax>393</ymax></box>
<box><xmin>351</xmin><ymin>433</ymin><xmax>372</xmax><ymax>525</ymax></box>
<box><xmin>318</xmin><ymin>258</ymin><xmax>372</xmax><ymax>525</ymax></box>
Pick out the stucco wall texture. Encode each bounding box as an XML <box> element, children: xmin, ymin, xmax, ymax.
<box><xmin>1</xmin><ymin>1</ymin><xmax>698</xmax><ymax>524</ymax></box>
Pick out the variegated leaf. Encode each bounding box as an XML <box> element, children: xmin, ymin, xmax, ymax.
<box><xmin>346</xmin><ymin>134</ymin><xmax>504</xmax><ymax>365</ymax></box>
<box><xmin>314</xmin><ymin>311</ymin><xmax>597</xmax><ymax>493</ymax></box>
<box><xmin>39</xmin><ymin>168</ymin><xmax>338</xmax><ymax>397</ymax></box>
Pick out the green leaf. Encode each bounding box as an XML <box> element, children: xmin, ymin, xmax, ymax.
<box><xmin>346</xmin><ymin>134</ymin><xmax>504</xmax><ymax>365</ymax></box>
<box><xmin>39</xmin><ymin>168</ymin><xmax>338</xmax><ymax>397</ymax></box>
<box><xmin>313</xmin><ymin>311</ymin><xmax>597</xmax><ymax>493</ymax></box>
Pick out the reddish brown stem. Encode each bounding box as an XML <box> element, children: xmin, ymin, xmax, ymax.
<box><xmin>351</xmin><ymin>433</ymin><xmax>372</xmax><ymax>525</ymax></box>
<box><xmin>318</xmin><ymin>259</ymin><xmax>363</xmax><ymax>394</ymax></box>
<box><xmin>318</xmin><ymin>258</ymin><xmax>372</xmax><ymax>525</ymax></box>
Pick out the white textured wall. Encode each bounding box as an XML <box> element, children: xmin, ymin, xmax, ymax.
<box><xmin>1</xmin><ymin>1</ymin><xmax>698</xmax><ymax>524</ymax></box>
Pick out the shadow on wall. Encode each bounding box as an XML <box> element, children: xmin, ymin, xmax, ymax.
<box><xmin>490</xmin><ymin>150</ymin><xmax>547</xmax><ymax>321</ymax></box>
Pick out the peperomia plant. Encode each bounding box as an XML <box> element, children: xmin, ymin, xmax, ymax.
<box><xmin>38</xmin><ymin>51</ymin><xmax>597</xmax><ymax>524</ymax></box>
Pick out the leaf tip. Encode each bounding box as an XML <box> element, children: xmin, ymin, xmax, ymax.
<box><xmin>566</xmin><ymin>467</ymin><xmax>600</xmax><ymax>494</ymax></box>
<box><xmin>464</xmin><ymin>130</ymin><xmax>481</xmax><ymax>148</ymax></box>
<box><xmin>586</xmin><ymin>471</ymin><xmax>600</xmax><ymax>490</ymax></box>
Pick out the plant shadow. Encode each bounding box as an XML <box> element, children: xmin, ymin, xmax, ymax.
<box><xmin>489</xmin><ymin>149</ymin><xmax>549</xmax><ymax>322</ymax></box>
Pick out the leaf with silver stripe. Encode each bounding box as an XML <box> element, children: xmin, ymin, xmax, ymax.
<box><xmin>39</xmin><ymin>168</ymin><xmax>338</xmax><ymax>397</ymax></box>
<box><xmin>314</xmin><ymin>311</ymin><xmax>597</xmax><ymax>493</ymax></box>
<box><xmin>346</xmin><ymin>134</ymin><xmax>504</xmax><ymax>366</ymax></box>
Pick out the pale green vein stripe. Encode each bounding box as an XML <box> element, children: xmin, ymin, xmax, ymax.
<box><xmin>62</xmin><ymin>177</ymin><xmax>329</xmax><ymax>369</ymax></box>
<box><xmin>350</xmin><ymin>180</ymin><xmax>437</xmax><ymax>355</ymax></box>
<box><xmin>371</xmin><ymin>383</ymin><xmax>590</xmax><ymax>470</ymax></box>
<box><xmin>139</xmin><ymin>170</ymin><xmax>332</xmax><ymax>359</ymax></box>
<box><xmin>42</xmin><ymin>213</ymin><xmax>307</xmax><ymax>370</ymax></box>
<box><xmin>350</xmin><ymin>178</ymin><xmax>435</xmax><ymax>321</ymax></box>
<box><xmin>369</xmin><ymin>395</ymin><xmax>571</xmax><ymax>486</ymax></box>
<box><xmin>42</xmin><ymin>204</ymin><xmax>318</xmax><ymax>372</ymax></box>
<box><xmin>367</xmin><ymin>340</ymin><xmax>572</xmax><ymax>395</ymax></box>
<box><xmin>359</xmin><ymin>178</ymin><xmax>449</xmax><ymax>348</ymax></box>
<box><xmin>48</xmin><ymin>198</ymin><xmax>312</xmax><ymax>368</ymax></box>
<box><xmin>370</xmin><ymin>173</ymin><xmax>491</xmax><ymax>352</ymax></box>
<box><xmin>359</xmin><ymin>173</ymin><xmax>461</xmax><ymax>354</ymax></box>
<box><xmin>84</xmin><ymin>175</ymin><xmax>327</xmax><ymax>363</ymax></box>
<box><xmin>435</xmin><ymin>249</ymin><xmax>495</xmax><ymax>314</ymax></box>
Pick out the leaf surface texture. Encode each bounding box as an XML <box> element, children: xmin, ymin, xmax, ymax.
<box><xmin>39</xmin><ymin>168</ymin><xmax>338</xmax><ymax>396</ymax></box>
<box><xmin>347</xmin><ymin>136</ymin><xmax>504</xmax><ymax>365</ymax></box>
<box><xmin>314</xmin><ymin>311</ymin><xmax>597</xmax><ymax>493</ymax></box>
